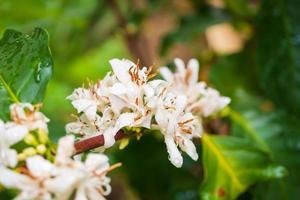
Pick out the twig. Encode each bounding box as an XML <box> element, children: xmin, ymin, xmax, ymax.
<box><xmin>105</xmin><ymin>0</ymin><xmax>153</xmax><ymax>66</ymax></box>
<box><xmin>73</xmin><ymin>130</ymin><xmax>125</xmax><ymax>155</ymax></box>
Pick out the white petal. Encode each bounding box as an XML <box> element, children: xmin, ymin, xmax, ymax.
<box><xmin>175</xmin><ymin>95</ymin><xmax>187</xmax><ymax>114</ymax></box>
<box><xmin>100</xmin><ymin>177</ymin><xmax>112</xmax><ymax>196</ymax></box>
<box><xmin>187</xmin><ymin>58</ymin><xmax>199</xmax><ymax>85</ymax></box>
<box><xmin>26</xmin><ymin>156</ymin><xmax>54</xmax><ymax>178</ymax></box>
<box><xmin>75</xmin><ymin>185</ymin><xmax>88</xmax><ymax>200</ymax></box>
<box><xmin>45</xmin><ymin>169</ymin><xmax>83</xmax><ymax>200</ymax></box>
<box><xmin>109</xmin><ymin>58</ymin><xmax>133</xmax><ymax>83</ymax></box>
<box><xmin>143</xmin><ymin>84</ymin><xmax>155</xmax><ymax>98</ymax></box>
<box><xmin>84</xmin><ymin>105</ymin><xmax>98</xmax><ymax>121</ymax></box>
<box><xmin>103</xmin><ymin>128</ymin><xmax>116</xmax><ymax>148</ymax></box>
<box><xmin>0</xmin><ymin>148</ymin><xmax>18</xmax><ymax>167</ymax></box>
<box><xmin>72</xmin><ymin>100</ymin><xmax>97</xmax><ymax>118</ymax></box>
<box><xmin>0</xmin><ymin>167</ymin><xmax>30</xmax><ymax>188</ymax></box>
<box><xmin>0</xmin><ymin>120</ymin><xmax>5</xmax><ymax>131</ymax></box>
<box><xmin>85</xmin><ymin>153</ymin><xmax>109</xmax><ymax>174</ymax></box>
<box><xmin>109</xmin><ymin>82</ymin><xmax>127</xmax><ymax>95</ymax></box>
<box><xmin>178</xmin><ymin>137</ymin><xmax>198</xmax><ymax>161</ymax></box>
<box><xmin>148</xmin><ymin>80</ymin><xmax>167</xmax><ymax>89</ymax></box>
<box><xmin>160</xmin><ymin>67</ymin><xmax>174</xmax><ymax>83</ymax></box>
<box><xmin>174</xmin><ymin>58</ymin><xmax>186</xmax><ymax>77</ymax></box>
<box><xmin>108</xmin><ymin>95</ymin><xmax>127</xmax><ymax>115</ymax></box>
<box><xmin>66</xmin><ymin>121</ymin><xmax>83</xmax><ymax>134</ymax></box>
<box><xmin>166</xmin><ymin>113</ymin><xmax>176</xmax><ymax>136</ymax></box>
<box><xmin>155</xmin><ymin>109</ymin><xmax>168</xmax><ymax>132</ymax></box>
<box><xmin>140</xmin><ymin>114</ymin><xmax>152</xmax><ymax>129</ymax></box>
<box><xmin>165</xmin><ymin>136</ymin><xmax>183</xmax><ymax>168</ymax></box>
<box><xmin>116</xmin><ymin>113</ymin><xmax>135</xmax><ymax>129</ymax></box>
<box><xmin>87</xmin><ymin>187</ymin><xmax>106</xmax><ymax>200</ymax></box>
<box><xmin>220</xmin><ymin>97</ymin><xmax>231</xmax><ymax>108</ymax></box>
<box><xmin>56</xmin><ymin>135</ymin><xmax>75</xmax><ymax>164</ymax></box>
<box><xmin>4</xmin><ymin>123</ymin><xmax>27</xmax><ymax>146</ymax></box>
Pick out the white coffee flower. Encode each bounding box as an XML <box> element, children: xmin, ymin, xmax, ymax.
<box><xmin>66</xmin><ymin>108</ymin><xmax>126</xmax><ymax>148</ymax></box>
<box><xmin>0</xmin><ymin>120</ymin><xmax>27</xmax><ymax>167</ymax></box>
<box><xmin>67</xmin><ymin>58</ymin><xmax>159</xmax><ymax>148</ymax></box>
<box><xmin>108</xmin><ymin>58</ymin><xmax>155</xmax><ymax>127</ymax></box>
<box><xmin>160</xmin><ymin>58</ymin><xmax>199</xmax><ymax>87</ymax></box>
<box><xmin>10</xmin><ymin>103</ymin><xmax>49</xmax><ymax>132</ymax></box>
<box><xmin>49</xmin><ymin>135</ymin><xmax>113</xmax><ymax>200</ymax></box>
<box><xmin>0</xmin><ymin>156</ymin><xmax>56</xmax><ymax>200</ymax></box>
<box><xmin>155</xmin><ymin>94</ymin><xmax>202</xmax><ymax>168</ymax></box>
<box><xmin>67</xmin><ymin>88</ymin><xmax>99</xmax><ymax>121</ymax></box>
<box><xmin>160</xmin><ymin>58</ymin><xmax>230</xmax><ymax>117</ymax></box>
<box><xmin>188</xmin><ymin>87</ymin><xmax>231</xmax><ymax>117</ymax></box>
<box><xmin>0</xmin><ymin>135</ymin><xmax>114</xmax><ymax>200</ymax></box>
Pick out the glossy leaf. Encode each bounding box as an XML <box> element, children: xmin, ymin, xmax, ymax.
<box><xmin>200</xmin><ymin>134</ymin><xmax>286</xmax><ymax>200</ymax></box>
<box><xmin>256</xmin><ymin>0</ymin><xmax>300</xmax><ymax>116</ymax></box>
<box><xmin>0</xmin><ymin>28</ymin><xmax>52</xmax><ymax>119</ymax></box>
<box><xmin>232</xmin><ymin>110</ymin><xmax>300</xmax><ymax>199</ymax></box>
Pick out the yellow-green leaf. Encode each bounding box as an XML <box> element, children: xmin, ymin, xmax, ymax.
<box><xmin>200</xmin><ymin>134</ymin><xmax>286</xmax><ymax>200</ymax></box>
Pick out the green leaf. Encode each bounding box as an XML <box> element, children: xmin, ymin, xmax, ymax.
<box><xmin>256</xmin><ymin>0</ymin><xmax>300</xmax><ymax>116</ymax></box>
<box><xmin>231</xmin><ymin>110</ymin><xmax>300</xmax><ymax>199</ymax></box>
<box><xmin>200</xmin><ymin>134</ymin><xmax>286</xmax><ymax>200</ymax></box>
<box><xmin>0</xmin><ymin>28</ymin><xmax>53</xmax><ymax>119</ymax></box>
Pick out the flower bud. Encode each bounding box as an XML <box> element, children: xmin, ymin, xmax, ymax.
<box><xmin>36</xmin><ymin>144</ymin><xmax>47</xmax><ymax>155</ymax></box>
<box><xmin>24</xmin><ymin>133</ymin><xmax>38</xmax><ymax>146</ymax></box>
<box><xmin>17</xmin><ymin>153</ymin><xmax>26</xmax><ymax>161</ymax></box>
<box><xmin>23</xmin><ymin>147</ymin><xmax>37</xmax><ymax>157</ymax></box>
<box><xmin>37</xmin><ymin>128</ymin><xmax>49</xmax><ymax>144</ymax></box>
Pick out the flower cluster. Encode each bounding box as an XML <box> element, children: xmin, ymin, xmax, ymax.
<box><xmin>0</xmin><ymin>104</ymin><xmax>116</xmax><ymax>200</ymax></box>
<box><xmin>67</xmin><ymin>58</ymin><xmax>230</xmax><ymax>167</ymax></box>
<box><xmin>0</xmin><ymin>135</ymin><xmax>114</xmax><ymax>200</ymax></box>
<box><xmin>0</xmin><ymin>103</ymin><xmax>49</xmax><ymax>167</ymax></box>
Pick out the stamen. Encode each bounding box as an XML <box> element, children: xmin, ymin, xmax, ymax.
<box><xmin>181</xmin><ymin>128</ymin><xmax>192</xmax><ymax>134</ymax></box>
<box><xmin>178</xmin><ymin>118</ymin><xmax>194</xmax><ymax>126</ymax></box>
<box><xmin>134</xmin><ymin>115</ymin><xmax>142</xmax><ymax>122</ymax></box>
<box><xmin>108</xmin><ymin>162</ymin><xmax>122</xmax><ymax>172</ymax></box>
<box><xmin>129</xmin><ymin>66</ymin><xmax>135</xmax><ymax>81</ymax></box>
<box><xmin>147</xmin><ymin>65</ymin><xmax>153</xmax><ymax>75</ymax></box>
<box><xmin>17</xmin><ymin>166</ymin><xmax>35</xmax><ymax>179</ymax></box>
<box><xmin>94</xmin><ymin>162</ymin><xmax>122</xmax><ymax>177</ymax></box>
<box><xmin>159</xmin><ymin>87</ymin><xmax>167</xmax><ymax>97</ymax></box>
<box><xmin>147</xmin><ymin>72</ymin><xmax>157</xmax><ymax>80</ymax></box>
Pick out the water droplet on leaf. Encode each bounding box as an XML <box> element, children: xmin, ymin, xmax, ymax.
<box><xmin>34</xmin><ymin>62</ymin><xmax>42</xmax><ymax>83</ymax></box>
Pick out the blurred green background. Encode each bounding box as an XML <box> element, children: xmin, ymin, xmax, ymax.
<box><xmin>1</xmin><ymin>0</ymin><xmax>300</xmax><ymax>199</ymax></box>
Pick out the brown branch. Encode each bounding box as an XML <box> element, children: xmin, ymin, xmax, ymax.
<box><xmin>105</xmin><ymin>0</ymin><xmax>153</xmax><ymax>66</ymax></box>
<box><xmin>73</xmin><ymin>130</ymin><xmax>125</xmax><ymax>155</ymax></box>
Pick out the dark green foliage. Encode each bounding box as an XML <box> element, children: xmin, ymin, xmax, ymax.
<box><xmin>114</xmin><ymin>134</ymin><xmax>201</xmax><ymax>200</ymax></box>
<box><xmin>256</xmin><ymin>0</ymin><xmax>300</xmax><ymax>117</ymax></box>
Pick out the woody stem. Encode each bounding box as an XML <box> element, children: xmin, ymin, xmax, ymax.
<box><xmin>73</xmin><ymin>130</ymin><xmax>126</xmax><ymax>155</ymax></box>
